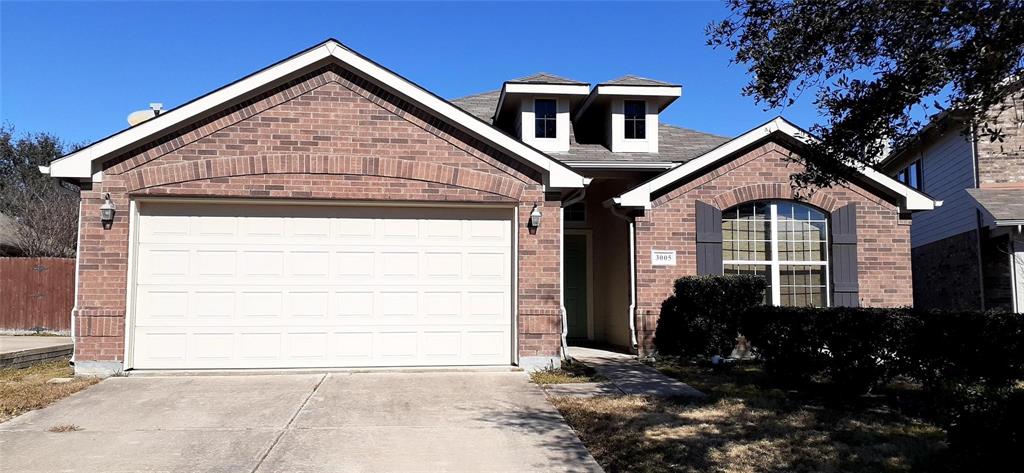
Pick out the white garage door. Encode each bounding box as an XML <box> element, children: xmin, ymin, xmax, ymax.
<box><xmin>129</xmin><ymin>202</ymin><xmax>513</xmax><ymax>369</ymax></box>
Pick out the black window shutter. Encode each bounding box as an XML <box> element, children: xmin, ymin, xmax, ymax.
<box><xmin>695</xmin><ymin>201</ymin><xmax>723</xmax><ymax>275</ymax></box>
<box><xmin>830</xmin><ymin>203</ymin><xmax>859</xmax><ymax>307</ymax></box>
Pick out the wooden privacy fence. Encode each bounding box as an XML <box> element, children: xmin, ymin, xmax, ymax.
<box><xmin>0</xmin><ymin>257</ymin><xmax>75</xmax><ymax>332</ymax></box>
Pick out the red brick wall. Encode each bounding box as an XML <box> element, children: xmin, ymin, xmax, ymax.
<box><xmin>632</xmin><ymin>142</ymin><xmax>914</xmax><ymax>353</ymax></box>
<box><xmin>911</xmin><ymin>230</ymin><xmax>984</xmax><ymax>310</ymax></box>
<box><xmin>977</xmin><ymin>87</ymin><xmax>1024</xmax><ymax>185</ymax></box>
<box><xmin>74</xmin><ymin>66</ymin><xmax>563</xmax><ymax>364</ymax></box>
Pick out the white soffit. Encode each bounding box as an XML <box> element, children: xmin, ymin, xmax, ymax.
<box><xmin>503</xmin><ymin>83</ymin><xmax>590</xmax><ymax>96</ymax></box>
<box><xmin>596</xmin><ymin>85</ymin><xmax>681</xmax><ymax>97</ymax></box>
<box><xmin>493</xmin><ymin>83</ymin><xmax>591</xmax><ymax>124</ymax></box>
<box><xmin>563</xmin><ymin>161</ymin><xmax>678</xmax><ymax>170</ymax></box>
<box><xmin>576</xmin><ymin>84</ymin><xmax>682</xmax><ymax>117</ymax></box>
<box><xmin>46</xmin><ymin>40</ymin><xmax>586</xmax><ymax>189</ymax></box>
<box><xmin>613</xmin><ymin>117</ymin><xmax>941</xmax><ymax>212</ymax></box>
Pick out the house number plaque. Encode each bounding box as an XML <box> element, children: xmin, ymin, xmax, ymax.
<box><xmin>651</xmin><ymin>250</ymin><xmax>677</xmax><ymax>266</ymax></box>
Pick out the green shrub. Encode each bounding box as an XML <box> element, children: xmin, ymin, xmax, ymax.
<box><xmin>943</xmin><ymin>386</ymin><xmax>1024</xmax><ymax>471</ymax></box>
<box><xmin>740</xmin><ymin>307</ymin><xmax>1024</xmax><ymax>394</ymax></box>
<box><xmin>737</xmin><ymin>306</ymin><xmax>828</xmax><ymax>383</ymax></box>
<box><xmin>898</xmin><ymin>309</ymin><xmax>1024</xmax><ymax>391</ymax></box>
<box><xmin>654</xmin><ymin>275</ymin><xmax>766</xmax><ymax>358</ymax></box>
<box><xmin>736</xmin><ymin>305</ymin><xmax>1024</xmax><ymax>462</ymax></box>
<box><xmin>740</xmin><ymin>306</ymin><xmax>910</xmax><ymax>391</ymax></box>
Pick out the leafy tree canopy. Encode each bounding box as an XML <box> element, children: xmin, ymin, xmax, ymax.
<box><xmin>709</xmin><ymin>0</ymin><xmax>1024</xmax><ymax>189</ymax></box>
<box><xmin>0</xmin><ymin>126</ymin><xmax>80</xmax><ymax>257</ymax></box>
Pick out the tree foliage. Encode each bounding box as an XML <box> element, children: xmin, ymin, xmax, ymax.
<box><xmin>708</xmin><ymin>0</ymin><xmax>1024</xmax><ymax>189</ymax></box>
<box><xmin>0</xmin><ymin>126</ymin><xmax>79</xmax><ymax>257</ymax></box>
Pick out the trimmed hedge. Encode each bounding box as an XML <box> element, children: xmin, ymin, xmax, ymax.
<box><xmin>739</xmin><ymin>307</ymin><xmax>907</xmax><ymax>391</ymax></box>
<box><xmin>654</xmin><ymin>277</ymin><xmax>1024</xmax><ymax>465</ymax></box>
<box><xmin>739</xmin><ymin>305</ymin><xmax>1024</xmax><ymax>466</ymax></box>
<box><xmin>654</xmin><ymin>275</ymin><xmax>766</xmax><ymax>358</ymax></box>
<box><xmin>739</xmin><ymin>306</ymin><xmax>1024</xmax><ymax>392</ymax></box>
<box><xmin>944</xmin><ymin>386</ymin><xmax>1024</xmax><ymax>469</ymax></box>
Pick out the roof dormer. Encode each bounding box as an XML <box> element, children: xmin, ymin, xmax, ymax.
<box><xmin>492</xmin><ymin>73</ymin><xmax>590</xmax><ymax>153</ymax></box>
<box><xmin>574</xmin><ymin>76</ymin><xmax>681</xmax><ymax>153</ymax></box>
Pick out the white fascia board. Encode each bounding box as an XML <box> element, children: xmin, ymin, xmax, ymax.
<box><xmin>47</xmin><ymin>45</ymin><xmax>333</xmax><ymax>179</ymax></box>
<box><xmin>614</xmin><ymin>117</ymin><xmax>940</xmax><ymax>211</ymax></box>
<box><xmin>495</xmin><ymin>83</ymin><xmax>590</xmax><ymax>124</ymax></box>
<box><xmin>564</xmin><ymin>161</ymin><xmax>678</xmax><ymax>170</ymax></box>
<box><xmin>576</xmin><ymin>85</ymin><xmax>682</xmax><ymax>117</ymax></box>
<box><xmin>48</xmin><ymin>40</ymin><xmax>586</xmax><ymax>189</ymax></box>
<box><xmin>597</xmin><ymin>85</ymin><xmax>681</xmax><ymax>97</ymax></box>
<box><xmin>858</xmin><ymin>166</ymin><xmax>940</xmax><ymax>211</ymax></box>
<box><xmin>503</xmin><ymin>83</ymin><xmax>590</xmax><ymax>96</ymax></box>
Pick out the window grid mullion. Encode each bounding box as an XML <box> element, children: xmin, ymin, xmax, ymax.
<box><xmin>769</xmin><ymin>203</ymin><xmax>781</xmax><ymax>306</ymax></box>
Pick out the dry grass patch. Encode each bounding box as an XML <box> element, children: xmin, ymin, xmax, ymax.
<box><xmin>47</xmin><ymin>423</ymin><xmax>81</xmax><ymax>432</ymax></box>
<box><xmin>0</xmin><ymin>357</ymin><xmax>99</xmax><ymax>422</ymax></box>
<box><xmin>530</xmin><ymin>359</ymin><xmax>605</xmax><ymax>385</ymax></box>
<box><xmin>550</xmin><ymin>360</ymin><xmax>950</xmax><ymax>473</ymax></box>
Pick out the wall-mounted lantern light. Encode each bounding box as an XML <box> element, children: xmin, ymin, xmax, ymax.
<box><xmin>100</xmin><ymin>193</ymin><xmax>116</xmax><ymax>229</ymax></box>
<box><xmin>528</xmin><ymin>203</ymin><xmax>542</xmax><ymax>234</ymax></box>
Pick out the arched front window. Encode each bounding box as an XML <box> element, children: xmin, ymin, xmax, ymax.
<box><xmin>722</xmin><ymin>201</ymin><xmax>829</xmax><ymax>307</ymax></box>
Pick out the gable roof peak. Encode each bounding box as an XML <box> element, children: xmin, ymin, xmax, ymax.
<box><xmin>43</xmin><ymin>38</ymin><xmax>585</xmax><ymax>188</ymax></box>
<box><xmin>613</xmin><ymin>116</ymin><xmax>940</xmax><ymax>212</ymax></box>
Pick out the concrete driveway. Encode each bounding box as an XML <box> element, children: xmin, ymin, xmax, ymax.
<box><xmin>0</xmin><ymin>371</ymin><xmax>601</xmax><ymax>472</ymax></box>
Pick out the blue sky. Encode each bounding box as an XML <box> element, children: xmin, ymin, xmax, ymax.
<box><xmin>1</xmin><ymin>1</ymin><xmax>821</xmax><ymax>146</ymax></box>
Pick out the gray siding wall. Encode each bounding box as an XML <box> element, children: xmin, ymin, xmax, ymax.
<box><xmin>910</xmin><ymin>127</ymin><xmax>978</xmax><ymax>248</ymax></box>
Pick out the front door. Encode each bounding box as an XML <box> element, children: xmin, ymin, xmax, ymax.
<box><xmin>564</xmin><ymin>233</ymin><xmax>588</xmax><ymax>340</ymax></box>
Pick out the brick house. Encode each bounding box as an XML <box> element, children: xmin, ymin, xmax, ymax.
<box><xmin>44</xmin><ymin>40</ymin><xmax>937</xmax><ymax>375</ymax></box>
<box><xmin>879</xmin><ymin>82</ymin><xmax>1024</xmax><ymax>313</ymax></box>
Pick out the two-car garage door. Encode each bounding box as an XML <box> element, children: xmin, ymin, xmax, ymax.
<box><xmin>129</xmin><ymin>202</ymin><xmax>513</xmax><ymax>369</ymax></box>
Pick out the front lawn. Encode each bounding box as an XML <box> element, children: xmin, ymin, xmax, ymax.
<box><xmin>550</xmin><ymin>359</ymin><xmax>950</xmax><ymax>473</ymax></box>
<box><xmin>529</xmin><ymin>359</ymin><xmax>605</xmax><ymax>385</ymax></box>
<box><xmin>0</xmin><ymin>358</ymin><xmax>100</xmax><ymax>422</ymax></box>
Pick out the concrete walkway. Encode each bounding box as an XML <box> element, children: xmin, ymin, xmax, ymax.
<box><xmin>0</xmin><ymin>371</ymin><xmax>602</xmax><ymax>472</ymax></box>
<box><xmin>567</xmin><ymin>346</ymin><xmax>704</xmax><ymax>398</ymax></box>
<box><xmin>0</xmin><ymin>336</ymin><xmax>73</xmax><ymax>368</ymax></box>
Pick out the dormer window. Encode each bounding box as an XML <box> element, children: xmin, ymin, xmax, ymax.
<box><xmin>624</xmin><ymin>100</ymin><xmax>646</xmax><ymax>140</ymax></box>
<box><xmin>534</xmin><ymin>99</ymin><xmax>557</xmax><ymax>139</ymax></box>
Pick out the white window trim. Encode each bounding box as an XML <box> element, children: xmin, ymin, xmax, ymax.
<box><xmin>610</xmin><ymin>98</ymin><xmax>659</xmax><ymax>153</ymax></box>
<box><xmin>521</xmin><ymin>96</ymin><xmax>570</xmax><ymax>152</ymax></box>
<box><xmin>723</xmin><ymin>202</ymin><xmax>831</xmax><ymax>307</ymax></box>
<box><xmin>533</xmin><ymin>98</ymin><xmax>559</xmax><ymax>139</ymax></box>
<box><xmin>623</xmin><ymin>99</ymin><xmax>647</xmax><ymax>141</ymax></box>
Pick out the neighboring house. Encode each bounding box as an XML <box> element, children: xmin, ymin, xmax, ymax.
<box><xmin>879</xmin><ymin>83</ymin><xmax>1024</xmax><ymax>313</ymax></box>
<box><xmin>44</xmin><ymin>39</ymin><xmax>936</xmax><ymax>375</ymax></box>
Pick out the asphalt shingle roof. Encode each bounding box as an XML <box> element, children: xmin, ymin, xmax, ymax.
<box><xmin>450</xmin><ymin>86</ymin><xmax>728</xmax><ymax>163</ymax></box>
<box><xmin>507</xmin><ymin>73</ymin><xmax>587</xmax><ymax>85</ymax></box>
<box><xmin>966</xmin><ymin>188</ymin><xmax>1024</xmax><ymax>222</ymax></box>
<box><xmin>602</xmin><ymin>75</ymin><xmax>677</xmax><ymax>86</ymax></box>
<box><xmin>451</xmin><ymin>90</ymin><xmax>501</xmax><ymax>121</ymax></box>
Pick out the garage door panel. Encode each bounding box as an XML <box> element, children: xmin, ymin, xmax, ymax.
<box><xmin>194</xmin><ymin>291</ymin><xmax>235</xmax><ymax>318</ymax></box>
<box><xmin>131</xmin><ymin>203</ymin><xmax>512</xmax><ymax>369</ymax></box>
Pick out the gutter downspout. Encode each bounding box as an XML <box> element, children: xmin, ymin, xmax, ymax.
<box><xmin>608</xmin><ymin>201</ymin><xmax>639</xmax><ymax>352</ymax></box>
<box><xmin>70</xmin><ymin>198</ymin><xmax>83</xmax><ymax>363</ymax></box>
<box><xmin>559</xmin><ymin>188</ymin><xmax>586</xmax><ymax>360</ymax></box>
<box><xmin>969</xmin><ymin>123</ymin><xmax>986</xmax><ymax>310</ymax></box>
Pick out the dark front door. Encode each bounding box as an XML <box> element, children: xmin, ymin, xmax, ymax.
<box><xmin>564</xmin><ymin>234</ymin><xmax>588</xmax><ymax>340</ymax></box>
